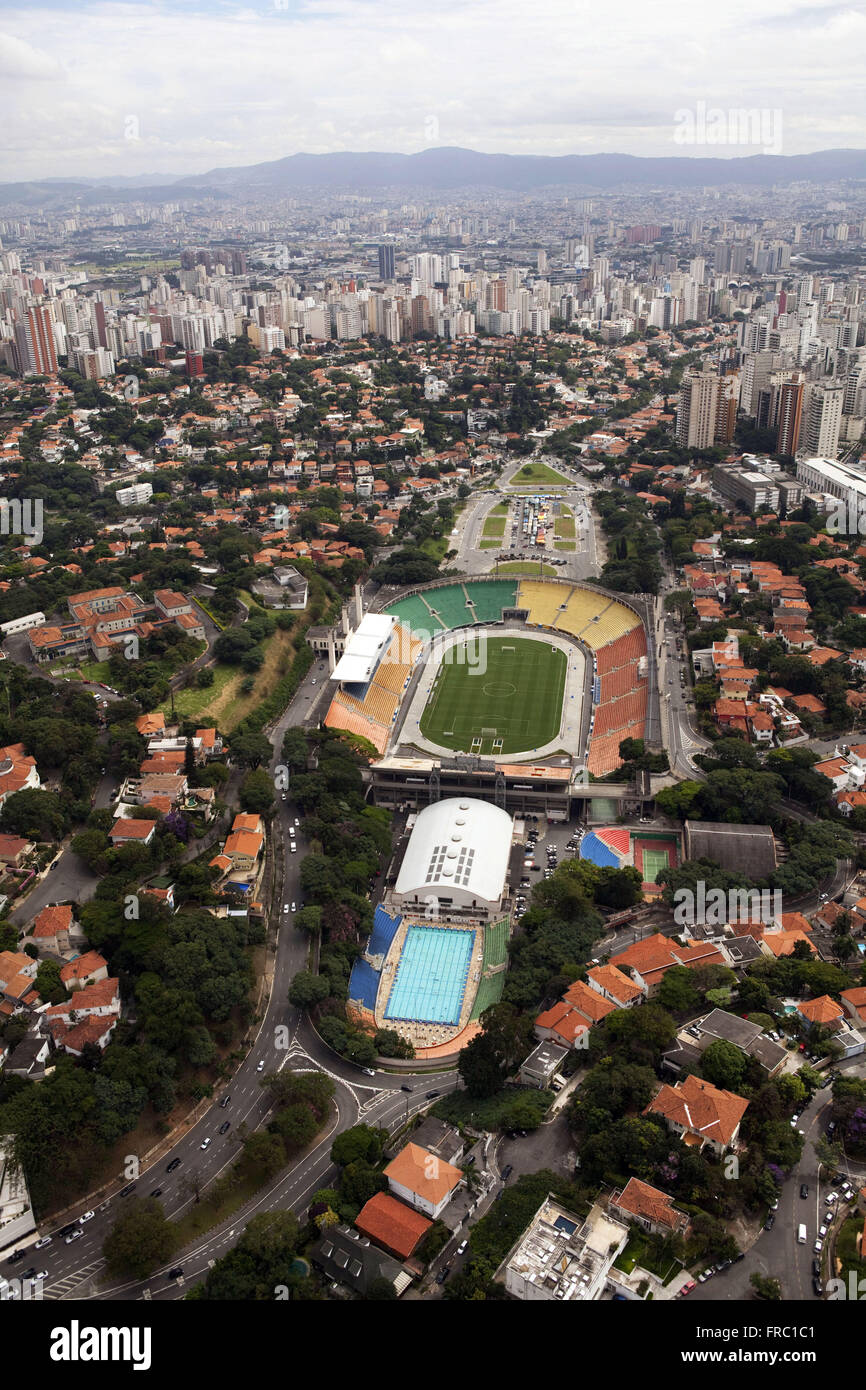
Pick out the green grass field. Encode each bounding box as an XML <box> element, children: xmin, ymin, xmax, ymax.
<box><xmin>419</xmin><ymin>635</ymin><xmax>567</xmax><ymax>755</ymax></box>
<box><xmin>509</xmin><ymin>461</ymin><xmax>571</xmax><ymax>488</ymax></box>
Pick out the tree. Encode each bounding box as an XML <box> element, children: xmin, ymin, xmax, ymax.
<box><xmin>330</xmin><ymin>1124</ymin><xmax>387</xmax><ymax>1167</ymax></box>
<box><xmin>103</xmin><ymin>1198</ymin><xmax>176</xmax><ymax>1279</ymax></box>
<box><xmin>750</xmin><ymin>1272</ymin><xmax>782</xmax><ymax>1300</ymax></box>
<box><xmin>288</xmin><ymin>971</ymin><xmax>329</xmax><ymax>1009</ymax></box>
<box><xmin>458</xmin><ymin>1031</ymin><xmax>505</xmax><ymax>1098</ymax></box>
<box><xmin>239</xmin><ymin>767</ymin><xmax>275</xmax><ymax>815</ymax></box>
<box><xmin>700</xmin><ymin>1039</ymin><xmax>747</xmax><ymax>1091</ymax></box>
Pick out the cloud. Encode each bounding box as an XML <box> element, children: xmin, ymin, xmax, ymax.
<box><xmin>0</xmin><ymin>31</ymin><xmax>64</xmax><ymax>80</ymax></box>
<box><xmin>0</xmin><ymin>0</ymin><xmax>863</xmax><ymax>178</ymax></box>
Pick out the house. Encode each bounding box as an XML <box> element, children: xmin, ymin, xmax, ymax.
<box><xmin>60</xmin><ymin>951</ymin><xmax>108</xmax><ymax>991</ymax></box>
<box><xmin>109</xmin><ymin>818</ymin><xmax>157</xmax><ymax>846</ymax></box>
<box><xmin>519</xmin><ymin>1039</ymin><xmax>569</xmax><ymax>1088</ymax></box>
<box><xmin>840</xmin><ymin>987</ymin><xmax>866</xmax><ymax>1026</ymax></box>
<box><xmin>644</xmin><ymin>1074</ymin><xmax>749</xmax><ymax>1155</ymax></box>
<box><xmin>0</xmin><ymin>835</ymin><xmax>31</xmax><ymax>868</ymax></box>
<box><xmin>223</xmin><ymin>828</ymin><xmax>264</xmax><ymax>872</ymax></box>
<box><xmin>26</xmin><ymin>903</ymin><xmax>76</xmax><ymax>954</ymax></box>
<box><xmin>609</xmin><ymin>1177</ymin><xmax>691</xmax><ymax>1240</ymax></box>
<box><xmin>354</xmin><ymin>1192</ymin><xmax>432</xmax><ymax>1260</ymax></box>
<box><xmin>311</xmin><ymin>1224</ymin><xmax>409</xmax><ymax>1297</ymax></box>
<box><xmin>383</xmin><ymin>1142</ymin><xmax>462</xmax><ymax>1219</ymax></box>
<box><xmin>796</xmin><ymin>995</ymin><xmax>845</xmax><ymax>1031</ymax></box>
<box><xmin>4</xmin><ymin>1031</ymin><xmax>51</xmax><ymax>1079</ymax></box>
<box><xmin>0</xmin><ymin>743</ymin><xmax>40</xmax><ymax>808</ymax></box>
<box><xmin>609</xmin><ymin>932</ymin><xmax>725</xmax><ymax>998</ymax></box>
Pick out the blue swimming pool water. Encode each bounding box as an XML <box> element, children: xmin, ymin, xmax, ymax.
<box><xmin>385</xmin><ymin>925</ymin><xmax>476</xmax><ymax>1026</ymax></box>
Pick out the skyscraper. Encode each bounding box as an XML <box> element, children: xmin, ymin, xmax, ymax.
<box><xmin>802</xmin><ymin>384</ymin><xmax>844</xmax><ymax>459</ymax></box>
<box><xmin>378</xmin><ymin>244</ymin><xmax>395</xmax><ymax>280</ymax></box>
<box><xmin>13</xmin><ymin>305</ymin><xmax>57</xmax><ymax>376</ymax></box>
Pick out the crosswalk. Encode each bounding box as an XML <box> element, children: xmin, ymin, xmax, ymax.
<box><xmin>43</xmin><ymin>1260</ymin><xmax>104</xmax><ymax>1300</ymax></box>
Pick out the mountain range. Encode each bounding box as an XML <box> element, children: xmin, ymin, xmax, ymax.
<box><xmin>2</xmin><ymin>146</ymin><xmax>866</xmax><ymax>207</ymax></box>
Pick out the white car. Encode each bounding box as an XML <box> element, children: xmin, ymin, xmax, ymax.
<box><xmin>290</xmin><ymin>843</ymin><xmax>297</xmax><ymax>854</ymax></box>
<box><xmin>256</xmin><ymin>1060</ymin><xmax>265</xmax><ymax>1072</ymax></box>
<box><xmin>34</xmin><ymin>1236</ymin><xmax>52</xmax><ymax>1250</ymax></box>
<box><xmin>200</xmin><ymin>1137</ymin><xmax>211</xmax><ymax>1151</ymax></box>
<box><xmin>79</xmin><ymin>1210</ymin><xmax>95</xmax><ymax>1224</ymax></box>
<box><xmin>814</xmin><ymin>1239</ymin><xmax>823</xmax><ymax>1252</ymax></box>
<box><xmin>283</xmin><ymin>903</ymin><xmax>291</xmax><ymax>913</ymax></box>
<box><xmin>826</xmin><ymin>1192</ymin><xmax>838</xmax><ymax>1203</ymax></box>
<box><xmin>294</xmin><ymin>818</ymin><xmax>299</xmax><ymax>828</ymax></box>
<box><xmin>289</xmin><ymin>827</ymin><xmax>295</xmax><ymax>838</ymax></box>
<box><xmin>819</xmin><ymin>1223</ymin><xmax>828</xmax><ymax>1238</ymax></box>
<box><xmin>290</xmin><ymin>902</ymin><xmax>296</xmax><ymax>913</ymax></box>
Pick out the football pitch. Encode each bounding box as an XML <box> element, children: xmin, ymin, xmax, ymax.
<box><xmin>418</xmin><ymin>635</ymin><xmax>568</xmax><ymax>755</ymax></box>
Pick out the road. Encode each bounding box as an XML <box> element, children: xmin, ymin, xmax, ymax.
<box><xmin>7</xmin><ymin>646</ymin><xmax>458</xmax><ymax>1302</ymax></box>
<box><xmin>689</xmin><ymin>1052</ymin><xmax>866</xmax><ymax>1302</ymax></box>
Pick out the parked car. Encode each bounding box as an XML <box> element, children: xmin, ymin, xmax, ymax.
<box><xmin>219</xmin><ymin>1094</ymin><xmax>231</xmax><ymax>1108</ymax></box>
<box><xmin>456</xmin><ymin>1240</ymin><xmax>468</xmax><ymax>1256</ymax></box>
<box><xmin>65</xmin><ymin>1229</ymin><xmax>83</xmax><ymax>1245</ymax></box>
<box><xmin>764</xmin><ymin>1213</ymin><xmax>775</xmax><ymax>1231</ymax></box>
<box><xmin>119</xmin><ymin>1183</ymin><xmax>136</xmax><ymax>1197</ymax></box>
<box><xmin>501</xmin><ymin>1164</ymin><xmax>513</xmax><ymax>1181</ymax></box>
<box><xmin>79</xmin><ymin>1210</ymin><xmax>95</xmax><ymax>1224</ymax></box>
<box><xmin>219</xmin><ymin>1122</ymin><xmax>231</xmax><ymax>1135</ymax></box>
<box><xmin>34</xmin><ymin>1237</ymin><xmax>52</xmax><ymax>1251</ymax></box>
<box><xmin>200</xmin><ymin>1137</ymin><xmax>211</xmax><ymax>1151</ymax></box>
<box><xmin>6</xmin><ymin>1250</ymin><xmax>25</xmax><ymax>1264</ymax></box>
<box><xmin>800</xmin><ymin>1184</ymin><xmax>809</xmax><ymax>1199</ymax></box>
<box><xmin>166</xmin><ymin>1157</ymin><xmax>181</xmax><ymax>1173</ymax></box>
<box><xmin>150</xmin><ymin>1188</ymin><xmax>163</xmax><ymax>1198</ymax></box>
<box><xmin>256</xmin><ymin>1060</ymin><xmax>265</xmax><ymax>1072</ymax></box>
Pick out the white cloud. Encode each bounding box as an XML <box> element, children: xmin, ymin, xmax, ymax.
<box><xmin>0</xmin><ymin>0</ymin><xmax>863</xmax><ymax>179</ymax></box>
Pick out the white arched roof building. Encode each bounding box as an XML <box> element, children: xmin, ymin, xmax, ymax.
<box><xmin>393</xmin><ymin>798</ymin><xmax>513</xmax><ymax>919</ymax></box>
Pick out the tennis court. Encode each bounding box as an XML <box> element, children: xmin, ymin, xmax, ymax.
<box><xmin>384</xmin><ymin>925</ymin><xmax>476</xmax><ymax>1025</ymax></box>
<box><xmin>640</xmin><ymin>848</ymin><xmax>670</xmax><ymax>884</ymax></box>
<box><xmin>419</xmin><ymin>635</ymin><xmax>567</xmax><ymax>755</ymax></box>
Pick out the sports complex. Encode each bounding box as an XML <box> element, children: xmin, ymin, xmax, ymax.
<box><xmin>321</xmin><ymin>575</ymin><xmax>659</xmax><ymax>1055</ymax></box>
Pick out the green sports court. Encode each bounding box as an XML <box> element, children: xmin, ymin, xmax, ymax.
<box><xmin>418</xmin><ymin>635</ymin><xmax>567</xmax><ymax>755</ymax></box>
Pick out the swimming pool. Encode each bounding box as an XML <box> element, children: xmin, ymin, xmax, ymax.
<box><xmin>385</xmin><ymin>925</ymin><xmax>476</xmax><ymax>1026</ymax></box>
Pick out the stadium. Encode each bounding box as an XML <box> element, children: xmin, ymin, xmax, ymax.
<box><xmin>321</xmin><ymin>576</ymin><xmax>658</xmax><ymax>819</ymax></box>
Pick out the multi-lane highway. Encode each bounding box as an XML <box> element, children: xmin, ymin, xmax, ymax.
<box><xmin>5</xmin><ymin>663</ymin><xmax>457</xmax><ymax>1302</ymax></box>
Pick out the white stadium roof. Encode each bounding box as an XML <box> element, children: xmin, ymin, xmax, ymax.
<box><xmin>395</xmin><ymin>797</ymin><xmax>513</xmax><ymax>907</ymax></box>
<box><xmin>331</xmin><ymin>612</ymin><xmax>396</xmax><ymax>684</ymax></box>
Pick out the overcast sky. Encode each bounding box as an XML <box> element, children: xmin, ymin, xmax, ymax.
<box><xmin>1</xmin><ymin>0</ymin><xmax>864</xmax><ymax>181</ymax></box>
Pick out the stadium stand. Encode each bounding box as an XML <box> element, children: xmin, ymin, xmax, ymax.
<box><xmin>348</xmin><ymin>957</ymin><xmax>381</xmax><ymax>1012</ymax></box>
<box><xmin>583</xmin><ymin>602</ymin><xmax>640</xmax><ymax>648</ymax></box>
<box><xmin>555</xmin><ymin>587</ymin><xmax>608</xmax><ymax>636</ymax></box>
<box><xmin>470</xmin><ymin>972</ymin><xmax>505</xmax><ymax>1019</ymax></box>
<box><xmin>369</xmin><ymin>904</ymin><xmax>402</xmax><ymax>958</ymax></box>
<box><xmin>481</xmin><ymin>917</ymin><xmax>509</xmax><ymax>971</ymax></box>
<box><xmin>600</xmin><ymin>663</ymin><xmax>641</xmax><ymax>701</ymax></box>
<box><xmin>586</xmin><ymin>731</ymin><xmax>632</xmax><ymax>777</ymax></box>
<box><xmin>462</xmin><ymin>580</ymin><xmax>518</xmax><ymax>624</ymax></box>
<box><xmin>324</xmin><ymin>693</ymin><xmax>390</xmax><ymax>754</ymax></box>
<box><xmin>423</xmin><ymin>584</ymin><xmax>474</xmax><ymax>631</ymax></box>
<box><xmin>580</xmin><ymin>830</ymin><xmax>625</xmax><ymax>869</ymax></box>
<box><xmin>517</xmin><ymin>579</ymin><xmax>568</xmax><ymax>628</ymax></box>
<box><xmin>386</xmin><ymin>593</ymin><xmax>440</xmax><ymax>637</ymax></box>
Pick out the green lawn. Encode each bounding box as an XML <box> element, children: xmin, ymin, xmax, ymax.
<box><xmin>554</xmin><ymin>541</ymin><xmax>576</xmax><ymax>551</ymax></box>
<box><xmin>496</xmin><ymin>560</ymin><xmax>557</xmax><ymax>575</ymax></box>
<box><xmin>554</xmin><ymin>508</ymin><xmax>575</xmax><ymax>539</ymax></box>
<box><xmin>482</xmin><ymin>515</ymin><xmax>506</xmax><ymax>538</ymax></box>
<box><xmin>419</xmin><ymin>635</ymin><xmax>566</xmax><ymax>755</ymax></box>
<box><xmin>480</xmin><ymin>538</ymin><xmax>503</xmax><ymax>549</ymax></box>
<box><xmin>79</xmin><ymin>661</ymin><xmax>112</xmax><ymax>684</ymax></box>
<box><xmin>509</xmin><ymin>461</ymin><xmax>572</xmax><ymax>488</ymax></box>
<box><xmin>490</xmin><ymin>502</ymin><xmax>510</xmax><ymax>516</ymax></box>
<box><xmin>160</xmin><ymin>663</ymin><xmax>237</xmax><ymax>719</ymax></box>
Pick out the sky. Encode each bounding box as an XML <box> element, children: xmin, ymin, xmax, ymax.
<box><xmin>0</xmin><ymin>0</ymin><xmax>865</xmax><ymax>181</ymax></box>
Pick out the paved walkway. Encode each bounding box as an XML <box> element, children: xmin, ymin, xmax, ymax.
<box><xmin>393</xmin><ymin>625</ymin><xmax>587</xmax><ymax>762</ymax></box>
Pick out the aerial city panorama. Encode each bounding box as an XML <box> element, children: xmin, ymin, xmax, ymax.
<box><xmin>0</xmin><ymin>0</ymin><xmax>864</xmax><ymax>1365</ymax></box>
